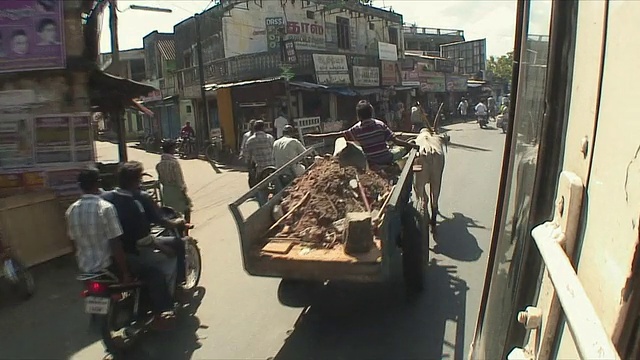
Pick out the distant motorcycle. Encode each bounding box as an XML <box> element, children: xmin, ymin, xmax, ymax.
<box><xmin>477</xmin><ymin>114</ymin><xmax>489</xmax><ymax>129</ymax></box>
<box><xmin>177</xmin><ymin>135</ymin><xmax>196</xmax><ymax>158</ymax></box>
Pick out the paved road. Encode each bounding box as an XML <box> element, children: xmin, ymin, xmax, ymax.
<box><xmin>0</xmin><ymin>120</ymin><xmax>505</xmax><ymax>359</ymax></box>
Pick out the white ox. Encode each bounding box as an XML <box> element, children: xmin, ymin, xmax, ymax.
<box><xmin>412</xmin><ymin>128</ymin><xmax>449</xmax><ymax>230</ymax></box>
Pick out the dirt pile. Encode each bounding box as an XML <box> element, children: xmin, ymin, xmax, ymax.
<box><xmin>273</xmin><ymin>157</ymin><xmax>395</xmax><ymax>247</ymax></box>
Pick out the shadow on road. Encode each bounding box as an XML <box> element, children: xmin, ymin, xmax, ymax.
<box><xmin>448</xmin><ymin>142</ymin><xmax>493</xmax><ymax>153</ymax></box>
<box><xmin>433</xmin><ymin>212</ymin><xmax>484</xmax><ymax>262</ymax></box>
<box><xmin>273</xmin><ymin>259</ymin><xmax>469</xmax><ymax>360</ymax></box>
<box><xmin>0</xmin><ymin>256</ymin><xmax>101</xmax><ymax>359</ymax></box>
<box><xmin>118</xmin><ymin>287</ymin><xmax>207</xmax><ymax>360</ymax></box>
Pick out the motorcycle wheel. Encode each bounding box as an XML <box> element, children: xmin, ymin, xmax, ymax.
<box><xmin>183</xmin><ymin>238</ymin><xmax>202</xmax><ymax>290</ymax></box>
<box><xmin>4</xmin><ymin>258</ymin><xmax>35</xmax><ymax>300</ymax></box>
<box><xmin>101</xmin><ymin>297</ymin><xmax>139</xmax><ymax>355</ymax></box>
<box><xmin>205</xmin><ymin>143</ymin><xmax>219</xmax><ymax>162</ymax></box>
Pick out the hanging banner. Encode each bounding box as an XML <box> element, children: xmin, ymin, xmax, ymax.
<box><xmin>0</xmin><ymin>0</ymin><xmax>67</xmax><ymax>73</ymax></box>
<box><xmin>352</xmin><ymin>66</ymin><xmax>380</xmax><ymax>87</ymax></box>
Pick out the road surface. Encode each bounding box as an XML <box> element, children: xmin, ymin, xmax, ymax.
<box><xmin>0</xmin><ymin>120</ymin><xmax>505</xmax><ymax>359</ymax></box>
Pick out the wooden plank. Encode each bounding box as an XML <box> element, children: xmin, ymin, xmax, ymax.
<box><xmin>262</xmin><ymin>240</ymin><xmax>295</xmax><ymax>254</ymax></box>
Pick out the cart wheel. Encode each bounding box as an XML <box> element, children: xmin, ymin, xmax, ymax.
<box><xmin>400</xmin><ymin>200</ymin><xmax>427</xmax><ymax>293</ymax></box>
<box><xmin>277</xmin><ymin>279</ymin><xmax>321</xmax><ymax>307</ymax></box>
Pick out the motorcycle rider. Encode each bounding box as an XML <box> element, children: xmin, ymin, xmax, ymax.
<box><xmin>180</xmin><ymin>121</ymin><xmax>196</xmax><ymax>156</ymax></box>
<box><xmin>65</xmin><ymin>168</ymin><xmax>132</xmax><ymax>283</ymax></box>
<box><xmin>102</xmin><ymin>161</ymin><xmax>188</xmax><ymax>331</ymax></box>
<box><xmin>475</xmin><ymin>99</ymin><xmax>489</xmax><ymax>127</ymax></box>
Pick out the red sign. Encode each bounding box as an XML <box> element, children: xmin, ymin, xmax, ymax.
<box><xmin>381</xmin><ymin>61</ymin><xmax>399</xmax><ymax>86</ymax></box>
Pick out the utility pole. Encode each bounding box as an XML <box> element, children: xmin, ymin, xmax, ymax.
<box><xmin>109</xmin><ymin>0</ymin><xmax>128</xmax><ymax>162</ymax></box>
<box><xmin>195</xmin><ymin>13</ymin><xmax>210</xmax><ymax>153</ymax></box>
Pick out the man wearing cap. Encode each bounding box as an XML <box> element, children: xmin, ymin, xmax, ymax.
<box><xmin>273</xmin><ymin>125</ymin><xmax>306</xmax><ymax>177</ymax></box>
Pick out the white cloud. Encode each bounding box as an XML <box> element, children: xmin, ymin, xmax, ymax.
<box><xmin>102</xmin><ymin>0</ymin><xmax>536</xmax><ymax>56</ymax></box>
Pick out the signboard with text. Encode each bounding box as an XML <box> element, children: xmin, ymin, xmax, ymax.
<box><xmin>446</xmin><ymin>74</ymin><xmax>468</xmax><ymax>92</ymax></box>
<box><xmin>352</xmin><ymin>66</ymin><xmax>380</xmax><ymax>87</ymax></box>
<box><xmin>265</xmin><ymin>17</ymin><xmax>284</xmax><ymax>52</ymax></box>
<box><xmin>286</xmin><ymin>20</ymin><xmax>325</xmax><ymax>50</ymax></box>
<box><xmin>0</xmin><ymin>0</ymin><xmax>66</xmax><ymax>73</ymax></box>
<box><xmin>419</xmin><ymin>72</ymin><xmax>446</xmax><ymax>93</ymax></box>
<box><xmin>0</xmin><ymin>113</ymin><xmax>34</xmax><ymax>168</ymax></box>
<box><xmin>381</xmin><ymin>61</ymin><xmax>399</xmax><ymax>86</ymax></box>
<box><xmin>313</xmin><ymin>54</ymin><xmax>350</xmax><ymax>85</ymax></box>
<box><xmin>378</xmin><ymin>42</ymin><xmax>398</xmax><ymax>61</ymax></box>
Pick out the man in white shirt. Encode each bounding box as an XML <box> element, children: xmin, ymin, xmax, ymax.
<box><xmin>475</xmin><ymin>100</ymin><xmax>488</xmax><ymax>116</ymax></box>
<box><xmin>65</xmin><ymin>168</ymin><xmax>131</xmax><ymax>283</ymax></box>
<box><xmin>274</xmin><ymin>111</ymin><xmax>288</xmax><ymax>139</ymax></box>
<box><xmin>273</xmin><ymin>125</ymin><xmax>306</xmax><ymax>177</ymax></box>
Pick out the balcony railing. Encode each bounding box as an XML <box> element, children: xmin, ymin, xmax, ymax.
<box><xmin>175</xmin><ymin>50</ymin><xmax>380</xmax><ymax>93</ymax></box>
<box><xmin>402</xmin><ymin>26</ymin><xmax>464</xmax><ymax>37</ymax></box>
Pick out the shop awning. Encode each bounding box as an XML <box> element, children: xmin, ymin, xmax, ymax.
<box><xmin>204</xmin><ymin>77</ymin><xmax>282</xmax><ymax>91</ymax></box>
<box><xmin>131</xmin><ymin>100</ymin><xmax>154</xmax><ymax>116</ymax></box>
<box><xmin>325</xmin><ymin>87</ymin><xmax>358</xmax><ymax>96</ymax></box>
<box><xmin>290</xmin><ymin>81</ymin><xmax>328</xmax><ymax>90</ymax></box>
<box><xmin>356</xmin><ymin>88</ymin><xmax>384</xmax><ymax>96</ymax></box>
<box><xmin>89</xmin><ymin>69</ymin><xmax>157</xmax><ymax>112</ymax></box>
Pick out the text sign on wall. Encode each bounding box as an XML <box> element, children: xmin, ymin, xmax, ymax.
<box><xmin>352</xmin><ymin>66</ymin><xmax>380</xmax><ymax>87</ymax></box>
<box><xmin>381</xmin><ymin>61</ymin><xmax>399</xmax><ymax>86</ymax></box>
<box><xmin>419</xmin><ymin>72</ymin><xmax>446</xmax><ymax>93</ymax></box>
<box><xmin>0</xmin><ymin>0</ymin><xmax>67</xmax><ymax>73</ymax></box>
<box><xmin>286</xmin><ymin>21</ymin><xmax>324</xmax><ymax>50</ymax></box>
<box><xmin>313</xmin><ymin>54</ymin><xmax>350</xmax><ymax>85</ymax></box>
<box><xmin>378</xmin><ymin>42</ymin><xmax>398</xmax><ymax>61</ymax></box>
<box><xmin>265</xmin><ymin>17</ymin><xmax>284</xmax><ymax>52</ymax></box>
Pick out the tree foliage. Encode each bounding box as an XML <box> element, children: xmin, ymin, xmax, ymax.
<box><xmin>486</xmin><ymin>52</ymin><xmax>513</xmax><ymax>82</ymax></box>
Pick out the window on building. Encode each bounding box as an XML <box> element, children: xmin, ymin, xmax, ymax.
<box><xmin>184</xmin><ymin>52</ymin><xmax>192</xmax><ymax>68</ymax></box>
<box><xmin>156</xmin><ymin>53</ymin><xmax>163</xmax><ymax>79</ymax></box>
<box><xmin>336</xmin><ymin>17</ymin><xmax>350</xmax><ymax>50</ymax></box>
<box><xmin>186</xmin><ymin>105</ymin><xmax>192</xmax><ymax>113</ymax></box>
<box><xmin>388</xmin><ymin>27</ymin><xmax>399</xmax><ymax>46</ymax></box>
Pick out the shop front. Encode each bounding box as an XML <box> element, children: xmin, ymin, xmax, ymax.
<box><xmin>418</xmin><ymin>72</ymin><xmax>447</xmax><ymax>119</ymax></box>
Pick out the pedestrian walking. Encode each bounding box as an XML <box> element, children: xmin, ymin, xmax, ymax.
<box><xmin>156</xmin><ymin>139</ymin><xmax>193</xmax><ymax>223</ymax></box>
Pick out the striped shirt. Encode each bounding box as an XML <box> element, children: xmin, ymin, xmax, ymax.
<box><xmin>156</xmin><ymin>153</ymin><xmax>186</xmax><ymax>190</ymax></box>
<box><xmin>65</xmin><ymin>194</ymin><xmax>123</xmax><ymax>273</ymax></box>
<box><xmin>245</xmin><ymin>131</ymin><xmax>275</xmax><ymax>173</ymax></box>
<box><xmin>344</xmin><ymin>119</ymin><xmax>394</xmax><ymax>165</ymax></box>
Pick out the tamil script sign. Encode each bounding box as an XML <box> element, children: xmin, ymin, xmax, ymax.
<box><xmin>419</xmin><ymin>72</ymin><xmax>446</xmax><ymax>93</ymax></box>
<box><xmin>0</xmin><ymin>0</ymin><xmax>66</xmax><ymax>73</ymax></box>
<box><xmin>313</xmin><ymin>54</ymin><xmax>350</xmax><ymax>85</ymax></box>
<box><xmin>286</xmin><ymin>20</ymin><xmax>324</xmax><ymax>50</ymax></box>
<box><xmin>352</xmin><ymin>66</ymin><xmax>379</xmax><ymax>87</ymax></box>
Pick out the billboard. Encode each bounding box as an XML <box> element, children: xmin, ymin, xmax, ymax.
<box><xmin>440</xmin><ymin>39</ymin><xmax>486</xmax><ymax>76</ymax></box>
<box><xmin>0</xmin><ymin>0</ymin><xmax>66</xmax><ymax>73</ymax></box>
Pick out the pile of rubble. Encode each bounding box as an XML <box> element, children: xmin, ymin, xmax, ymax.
<box><xmin>271</xmin><ymin>157</ymin><xmax>394</xmax><ymax>248</ymax></box>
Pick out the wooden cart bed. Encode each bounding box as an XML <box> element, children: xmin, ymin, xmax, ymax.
<box><xmin>259</xmin><ymin>238</ymin><xmax>382</xmax><ymax>264</ymax></box>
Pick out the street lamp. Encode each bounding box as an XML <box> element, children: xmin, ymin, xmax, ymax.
<box><xmin>108</xmin><ymin>1</ymin><xmax>172</xmax><ymax>162</ymax></box>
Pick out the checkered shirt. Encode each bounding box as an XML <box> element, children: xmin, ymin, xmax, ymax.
<box><xmin>156</xmin><ymin>153</ymin><xmax>186</xmax><ymax>190</ymax></box>
<box><xmin>65</xmin><ymin>194</ymin><xmax>123</xmax><ymax>273</ymax></box>
<box><xmin>245</xmin><ymin>131</ymin><xmax>275</xmax><ymax>173</ymax></box>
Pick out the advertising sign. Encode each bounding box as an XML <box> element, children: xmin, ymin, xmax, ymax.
<box><xmin>34</xmin><ymin>115</ymin><xmax>72</xmax><ymax>164</ymax></box>
<box><xmin>381</xmin><ymin>61</ymin><xmax>399</xmax><ymax>86</ymax></box>
<box><xmin>47</xmin><ymin>168</ymin><xmax>81</xmax><ymax>197</ymax></box>
<box><xmin>313</xmin><ymin>54</ymin><xmax>350</xmax><ymax>85</ymax></box>
<box><xmin>352</xmin><ymin>66</ymin><xmax>380</xmax><ymax>87</ymax></box>
<box><xmin>0</xmin><ymin>113</ymin><xmax>34</xmax><ymax>168</ymax></box>
<box><xmin>265</xmin><ymin>17</ymin><xmax>284</xmax><ymax>52</ymax></box>
<box><xmin>72</xmin><ymin>114</ymin><xmax>93</xmax><ymax>162</ymax></box>
<box><xmin>446</xmin><ymin>74</ymin><xmax>468</xmax><ymax>92</ymax></box>
<box><xmin>286</xmin><ymin>20</ymin><xmax>325</xmax><ymax>50</ymax></box>
<box><xmin>378</xmin><ymin>42</ymin><xmax>398</xmax><ymax>61</ymax></box>
<box><xmin>402</xmin><ymin>69</ymin><xmax>420</xmax><ymax>87</ymax></box>
<box><xmin>419</xmin><ymin>72</ymin><xmax>446</xmax><ymax>93</ymax></box>
<box><xmin>0</xmin><ymin>0</ymin><xmax>66</xmax><ymax>73</ymax></box>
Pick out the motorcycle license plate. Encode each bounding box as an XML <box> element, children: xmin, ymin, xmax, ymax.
<box><xmin>85</xmin><ymin>296</ymin><xmax>110</xmax><ymax>314</ymax></box>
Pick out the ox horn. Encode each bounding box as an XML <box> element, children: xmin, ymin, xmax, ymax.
<box><xmin>432</xmin><ymin>102</ymin><xmax>444</xmax><ymax>133</ymax></box>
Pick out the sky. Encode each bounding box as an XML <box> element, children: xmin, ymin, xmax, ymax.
<box><xmin>100</xmin><ymin>0</ymin><xmax>551</xmax><ymax>57</ymax></box>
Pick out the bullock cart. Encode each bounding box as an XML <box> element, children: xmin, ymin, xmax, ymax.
<box><xmin>228</xmin><ymin>143</ymin><xmax>430</xmax><ymax>296</ymax></box>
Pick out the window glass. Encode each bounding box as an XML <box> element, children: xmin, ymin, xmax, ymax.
<box><xmin>473</xmin><ymin>1</ymin><xmax>552</xmax><ymax>359</ymax></box>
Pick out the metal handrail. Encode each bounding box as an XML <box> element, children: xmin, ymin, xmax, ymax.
<box><xmin>531</xmin><ymin>223</ymin><xmax>621</xmax><ymax>360</ymax></box>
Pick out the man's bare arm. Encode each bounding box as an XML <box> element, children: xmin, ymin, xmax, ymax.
<box><xmin>305</xmin><ymin>131</ymin><xmax>344</xmax><ymax>139</ymax></box>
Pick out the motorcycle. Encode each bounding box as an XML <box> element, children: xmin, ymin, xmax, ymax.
<box><xmin>177</xmin><ymin>135</ymin><xmax>196</xmax><ymax>159</ymax></box>
<box><xmin>77</xmin><ymin>207</ymin><xmax>202</xmax><ymax>354</ymax></box>
<box><xmin>477</xmin><ymin>114</ymin><xmax>489</xmax><ymax>129</ymax></box>
<box><xmin>0</xmin><ymin>242</ymin><xmax>35</xmax><ymax>301</ymax></box>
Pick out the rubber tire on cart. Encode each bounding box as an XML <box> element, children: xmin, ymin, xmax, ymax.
<box><xmin>400</xmin><ymin>198</ymin><xmax>427</xmax><ymax>294</ymax></box>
